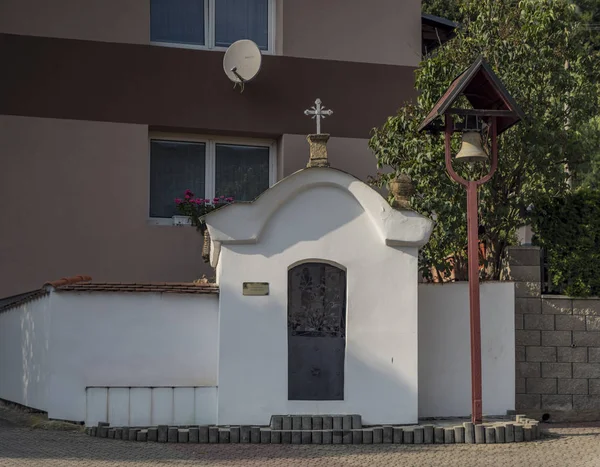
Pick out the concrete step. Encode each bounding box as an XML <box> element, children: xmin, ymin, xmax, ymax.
<box><xmin>269</xmin><ymin>414</ymin><xmax>362</xmax><ymax>430</ymax></box>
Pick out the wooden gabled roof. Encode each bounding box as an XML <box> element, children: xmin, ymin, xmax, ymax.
<box><xmin>418</xmin><ymin>56</ymin><xmax>525</xmax><ymax>134</ymax></box>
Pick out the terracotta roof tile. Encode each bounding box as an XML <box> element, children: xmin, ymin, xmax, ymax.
<box><xmin>44</xmin><ymin>275</ymin><xmax>92</xmax><ymax>287</ymax></box>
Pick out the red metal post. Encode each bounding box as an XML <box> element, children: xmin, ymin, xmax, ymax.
<box><xmin>466</xmin><ymin>180</ymin><xmax>483</xmax><ymax>424</ymax></box>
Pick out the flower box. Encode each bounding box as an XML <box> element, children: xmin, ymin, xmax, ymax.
<box><xmin>172</xmin><ymin>215</ymin><xmax>193</xmax><ymax>226</ymax></box>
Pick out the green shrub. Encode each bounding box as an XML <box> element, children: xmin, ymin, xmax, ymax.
<box><xmin>530</xmin><ymin>189</ymin><xmax>600</xmax><ymax>297</ymax></box>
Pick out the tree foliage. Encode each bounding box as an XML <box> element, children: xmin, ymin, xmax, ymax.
<box><xmin>369</xmin><ymin>0</ymin><xmax>599</xmax><ymax>282</ymax></box>
<box><xmin>530</xmin><ymin>188</ymin><xmax>600</xmax><ymax>297</ymax></box>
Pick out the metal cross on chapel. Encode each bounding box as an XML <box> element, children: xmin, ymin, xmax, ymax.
<box><xmin>304</xmin><ymin>98</ymin><xmax>333</xmax><ymax>134</ymax></box>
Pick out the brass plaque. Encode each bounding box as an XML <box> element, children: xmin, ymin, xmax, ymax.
<box><xmin>243</xmin><ymin>282</ymin><xmax>269</xmax><ymax>296</ymax></box>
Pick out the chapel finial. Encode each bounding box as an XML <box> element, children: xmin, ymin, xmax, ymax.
<box><xmin>304</xmin><ymin>98</ymin><xmax>333</xmax><ymax>168</ymax></box>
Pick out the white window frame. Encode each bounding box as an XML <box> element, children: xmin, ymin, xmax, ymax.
<box><xmin>148</xmin><ymin>133</ymin><xmax>277</xmax><ymax>225</ymax></box>
<box><xmin>150</xmin><ymin>0</ymin><xmax>276</xmax><ymax>54</ymax></box>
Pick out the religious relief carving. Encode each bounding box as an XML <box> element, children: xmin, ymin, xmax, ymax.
<box><xmin>288</xmin><ymin>262</ymin><xmax>347</xmax><ymax>338</ymax></box>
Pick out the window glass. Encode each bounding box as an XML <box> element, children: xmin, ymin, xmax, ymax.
<box><xmin>150</xmin><ymin>140</ymin><xmax>206</xmax><ymax>218</ymax></box>
<box><xmin>151</xmin><ymin>0</ymin><xmax>205</xmax><ymax>46</ymax></box>
<box><xmin>215</xmin><ymin>144</ymin><xmax>269</xmax><ymax>201</ymax></box>
<box><xmin>215</xmin><ymin>0</ymin><xmax>269</xmax><ymax>50</ymax></box>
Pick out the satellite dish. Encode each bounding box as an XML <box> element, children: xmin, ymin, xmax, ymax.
<box><xmin>223</xmin><ymin>39</ymin><xmax>262</xmax><ymax>93</ymax></box>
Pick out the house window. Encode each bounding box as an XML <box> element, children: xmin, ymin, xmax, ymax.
<box><xmin>149</xmin><ymin>136</ymin><xmax>276</xmax><ymax>220</ymax></box>
<box><xmin>150</xmin><ymin>0</ymin><xmax>273</xmax><ymax>52</ymax></box>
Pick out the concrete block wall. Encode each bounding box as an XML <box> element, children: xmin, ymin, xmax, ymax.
<box><xmin>508</xmin><ymin>246</ymin><xmax>600</xmax><ymax>415</ymax></box>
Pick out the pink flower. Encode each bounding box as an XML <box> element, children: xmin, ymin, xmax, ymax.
<box><xmin>195</xmin><ymin>198</ymin><xmax>203</xmax><ymax>204</ymax></box>
<box><xmin>213</xmin><ymin>197</ymin><xmax>220</xmax><ymax>203</ymax></box>
<box><xmin>189</xmin><ymin>198</ymin><xmax>197</xmax><ymax>204</ymax></box>
<box><xmin>175</xmin><ymin>198</ymin><xmax>182</xmax><ymax>204</ymax></box>
<box><xmin>185</xmin><ymin>189</ymin><xmax>194</xmax><ymax>196</ymax></box>
<box><xmin>185</xmin><ymin>194</ymin><xmax>191</xmax><ymax>200</ymax></box>
<box><xmin>225</xmin><ymin>197</ymin><xmax>234</xmax><ymax>202</ymax></box>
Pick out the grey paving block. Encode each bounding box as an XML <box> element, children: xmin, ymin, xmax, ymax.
<box><xmin>333</xmin><ymin>416</ymin><xmax>343</xmax><ymax>430</ymax></box>
<box><xmin>505</xmin><ymin>424</ymin><xmax>515</xmax><ymax>443</ymax></box>
<box><xmin>270</xmin><ymin>431</ymin><xmax>281</xmax><ymax>444</ymax></box>
<box><xmin>393</xmin><ymin>427</ymin><xmax>404</xmax><ymax>444</ymax></box>
<box><xmin>129</xmin><ymin>428</ymin><xmax>139</xmax><ymax>441</ymax></box>
<box><xmin>434</xmin><ymin>427</ymin><xmax>445</xmax><ymax>444</ymax></box>
<box><xmin>322</xmin><ymin>431</ymin><xmax>333</xmax><ymax>444</ymax></box>
<box><xmin>136</xmin><ymin>430</ymin><xmax>147</xmax><ymax>442</ymax></box>
<box><xmin>342</xmin><ymin>430</ymin><xmax>352</xmax><ymax>444</ymax></box>
<box><xmin>362</xmin><ymin>429</ymin><xmax>373</xmax><ymax>444</ymax></box>
<box><xmin>312</xmin><ymin>416</ymin><xmax>323</xmax><ymax>430</ymax></box>
<box><xmin>352</xmin><ymin>430</ymin><xmax>363</xmax><ymax>444</ymax></box>
<box><xmin>495</xmin><ymin>425</ymin><xmax>506</xmax><ymax>443</ymax></box>
<box><xmin>292</xmin><ymin>430</ymin><xmax>302</xmax><ymax>444</ymax></box>
<box><xmin>464</xmin><ymin>422</ymin><xmax>474</xmax><ymax>444</ymax></box>
<box><xmin>209</xmin><ymin>426</ymin><xmax>219</xmax><ymax>444</ymax></box>
<box><xmin>292</xmin><ymin>416</ymin><xmax>302</xmax><ymax>430</ymax></box>
<box><xmin>323</xmin><ymin>416</ymin><xmax>333</xmax><ymax>430</ymax></box>
<box><xmin>250</xmin><ymin>427</ymin><xmax>261</xmax><ymax>444</ymax></box>
<box><xmin>373</xmin><ymin>427</ymin><xmax>383</xmax><ymax>444</ymax></box>
<box><xmin>383</xmin><ymin>426</ymin><xmax>393</xmax><ymax>443</ymax></box>
<box><xmin>414</xmin><ymin>427</ymin><xmax>424</xmax><ymax>444</ymax></box>
<box><xmin>147</xmin><ymin>428</ymin><xmax>158</xmax><ymax>442</ymax></box>
<box><xmin>271</xmin><ymin>416</ymin><xmax>283</xmax><ymax>430</ymax></box>
<box><xmin>229</xmin><ymin>426</ymin><xmax>239</xmax><ymax>443</ymax></box>
<box><xmin>260</xmin><ymin>429</ymin><xmax>270</xmax><ymax>444</ymax></box>
<box><xmin>302</xmin><ymin>431</ymin><xmax>312</xmax><ymax>444</ymax></box>
<box><xmin>91</xmin><ymin>427</ymin><xmax>97</xmax><ymax>437</ymax></box>
<box><xmin>156</xmin><ymin>426</ymin><xmax>167</xmax><ymax>443</ymax></box>
<box><xmin>115</xmin><ymin>428</ymin><xmax>123</xmax><ymax>440</ymax></box>
<box><xmin>444</xmin><ymin>428</ymin><xmax>455</xmax><ymax>444</ymax></box>
<box><xmin>178</xmin><ymin>429</ymin><xmax>189</xmax><ymax>443</ymax></box>
<box><xmin>282</xmin><ymin>431</ymin><xmax>292</xmax><ymax>444</ymax></box>
<box><xmin>199</xmin><ymin>426</ymin><xmax>209</xmax><ymax>443</ymax></box>
<box><xmin>485</xmin><ymin>427</ymin><xmax>496</xmax><ymax>444</ymax></box>
<box><xmin>352</xmin><ymin>415</ymin><xmax>362</xmax><ymax>429</ymax></box>
<box><xmin>403</xmin><ymin>430</ymin><xmax>414</xmax><ymax>444</ymax></box>
<box><xmin>311</xmin><ymin>430</ymin><xmax>322</xmax><ymax>444</ymax></box>
<box><xmin>524</xmin><ymin>426</ymin><xmax>533</xmax><ymax>441</ymax></box>
<box><xmin>98</xmin><ymin>426</ymin><xmax>108</xmax><ymax>438</ymax></box>
<box><xmin>332</xmin><ymin>430</ymin><xmax>343</xmax><ymax>444</ymax></box>
<box><xmin>282</xmin><ymin>416</ymin><xmax>292</xmax><ymax>431</ymax></box>
<box><xmin>342</xmin><ymin>415</ymin><xmax>352</xmax><ymax>430</ymax></box>
<box><xmin>240</xmin><ymin>426</ymin><xmax>250</xmax><ymax>444</ymax></box>
<box><xmin>302</xmin><ymin>416</ymin><xmax>312</xmax><ymax>431</ymax></box>
<box><xmin>187</xmin><ymin>427</ymin><xmax>198</xmax><ymax>444</ymax></box>
<box><xmin>424</xmin><ymin>425</ymin><xmax>434</xmax><ymax>444</ymax></box>
<box><xmin>514</xmin><ymin>424</ymin><xmax>524</xmax><ymax>442</ymax></box>
<box><xmin>475</xmin><ymin>425</ymin><xmax>485</xmax><ymax>444</ymax></box>
<box><xmin>107</xmin><ymin>429</ymin><xmax>115</xmax><ymax>439</ymax></box>
<box><xmin>454</xmin><ymin>426</ymin><xmax>465</xmax><ymax>443</ymax></box>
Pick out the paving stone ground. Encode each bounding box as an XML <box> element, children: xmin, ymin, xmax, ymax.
<box><xmin>1</xmin><ymin>421</ymin><xmax>600</xmax><ymax>466</ymax></box>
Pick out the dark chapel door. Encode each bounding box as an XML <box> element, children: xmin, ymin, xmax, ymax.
<box><xmin>288</xmin><ymin>262</ymin><xmax>346</xmax><ymax>400</ymax></box>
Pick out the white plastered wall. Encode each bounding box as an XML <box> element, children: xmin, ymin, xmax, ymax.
<box><xmin>0</xmin><ymin>292</ymin><xmax>219</xmax><ymax>424</ymax></box>
<box><xmin>215</xmin><ymin>185</ymin><xmax>422</xmax><ymax>425</ymax></box>
<box><xmin>418</xmin><ymin>282</ymin><xmax>516</xmax><ymax>418</ymax></box>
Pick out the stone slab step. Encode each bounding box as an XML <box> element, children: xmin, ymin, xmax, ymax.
<box><xmin>269</xmin><ymin>414</ymin><xmax>362</xmax><ymax>430</ymax></box>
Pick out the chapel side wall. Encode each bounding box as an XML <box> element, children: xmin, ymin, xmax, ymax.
<box><xmin>216</xmin><ymin>187</ymin><xmax>420</xmax><ymax>425</ymax></box>
<box><xmin>418</xmin><ymin>282</ymin><xmax>516</xmax><ymax>418</ymax></box>
<box><xmin>508</xmin><ymin>246</ymin><xmax>600</xmax><ymax>419</ymax></box>
<box><xmin>46</xmin><ymin>292</ymin><xmax>219</xmax><ymax>423</ymax></box>
<box><xmin>0</xmin><ymin>296</ymin><xmax>51</xmax><ymax>413</ymax></box>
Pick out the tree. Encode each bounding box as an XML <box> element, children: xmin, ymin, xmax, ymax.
<box><xmin>369</xmin><ymin>0</ymin><xmax>599</xmax><ymax>282</ymax></box>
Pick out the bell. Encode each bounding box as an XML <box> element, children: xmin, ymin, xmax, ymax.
<box><xmin>455</xmin><ymin>131</ymin><xmax>488</xmax><ymax>163</ymax></box>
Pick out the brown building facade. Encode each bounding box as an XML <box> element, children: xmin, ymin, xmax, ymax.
<box><xmin>0</xmin><ymin>0</ymin><xmax>425</xmax><ymax>298</ymax></box>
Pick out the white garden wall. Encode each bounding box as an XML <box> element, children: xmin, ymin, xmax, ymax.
<box><xmin>0</xmin><ymin>291</ymin><xmax>219</xmax><ymax>424</ymax></box>
<box><xmin>418</xmin><ymin>282</ymin><xmax>515</xmax><ymax>418</ymax></box>
<box><xmin>0</xmin><ymin>295</ymin><xmax>51</xmax><ymax>413</ymax></box>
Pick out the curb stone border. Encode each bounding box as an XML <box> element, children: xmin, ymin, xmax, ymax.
<box><xmin>85</xmin><ymin>414</ymin><xmax>542</xmax><ymax>445</ymax></box>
